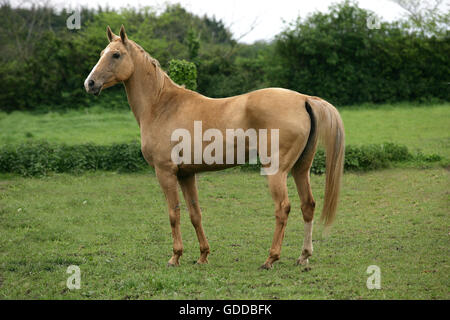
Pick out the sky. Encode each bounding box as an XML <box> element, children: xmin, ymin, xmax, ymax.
<box><xmin>12</xmin><ymin>0</ymin><xmax>444</xmax><ymax>43</ymax></box>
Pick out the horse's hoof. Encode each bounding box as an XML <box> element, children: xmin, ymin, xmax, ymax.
<box><xmin>196</xmin><ymin>259</ymin><xmax>208</xmax><ymax>265</ymax></box>
<box><xmin>296</xmin><ymin>257</ymin><xmax>309</xmax><ymax>266</ymax></box>
<box><xmin>259</xmin><ymin>263</ymin><xmax>273</xmax><ymax>270</ymax></box>
<box><xmin>167</xmin><ymin>262</ymin><xmax>179</xmax><ymax>267</ymax></box>
<box><xmin>301</xmin><ymin>266</ymin><xmax>312</xmax><ymax>272</ymax></box>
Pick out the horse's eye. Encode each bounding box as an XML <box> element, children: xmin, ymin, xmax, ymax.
<box><xmin>112</xmin><ymin>52</ymin><xmax>120</xmax><ymax>59</ymax></box>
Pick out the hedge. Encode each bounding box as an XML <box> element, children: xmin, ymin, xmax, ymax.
<box><xmin>0</xmin><ymin>141</ymin><xmax>441</xmax><ymax>177</ymax></box>
<box><xmin>2</xmin><ymin>3</ymin><xmax>449</xmax><ymax>111</ymax></box>
<box><xmin>0</xmin><ymin>142</ymin><xmax>146</xmax><ymax>176</ymax></box>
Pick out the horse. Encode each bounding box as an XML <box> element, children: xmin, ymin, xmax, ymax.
<box><xmin>84</xmin><ymin>25</ymin><xmax>345</xmax><ymax>269</ymax></box>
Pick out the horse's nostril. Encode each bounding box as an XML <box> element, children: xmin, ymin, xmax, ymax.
<box><xmin>88</xmin><ymin>80</ymin><xmax>95</xmax><ymax>87</ymax></box>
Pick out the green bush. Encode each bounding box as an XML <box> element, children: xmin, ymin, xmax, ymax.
<box><xmin>0</xmin><ymin>141</ymin><xmax>441</xmax><ymax>177</ymax></box>
<box><xmin>273</xmin><ymin>1</ymin><xmax>450</xmax><ymax>105</ymax></box>
<box><xmin>0</xmin><ymin>141</ymin><xmax>147</xmax><ymax>176</ymax></box>
<box><xmin>1</xmin><ymin>2</ymin><xmax>448</xmax><ymax>111</ymax></box>
<box><xmin>414</xmin><ymin>151</ymin><xmax>442</xmax><ymax>163</ymax></box>
<box><xmin>167</xmin><ymin>59</ymin><xmax>198</xmax><ymax>91</ymax></box>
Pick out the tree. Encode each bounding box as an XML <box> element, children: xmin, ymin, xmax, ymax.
<box><xmin>391</xmin><ymin>0</ymin><xmax>449</xmax><ymax>36</ymax></box>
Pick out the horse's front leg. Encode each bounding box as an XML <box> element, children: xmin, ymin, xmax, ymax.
<box><xmin>155</xmin><ymin>167</ymin><xmax>183</xmax><ymax>266</ymax></box>
<box><xmin>178</xmin><ymin>174</ymin><xmax>210</xmax><ymax>264</ymax></box>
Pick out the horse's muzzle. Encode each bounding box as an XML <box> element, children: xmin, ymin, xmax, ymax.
<box><xmin>84</xmin><ymin>78</ymin><xmax>102</xmax><ymax>96</ymax></box>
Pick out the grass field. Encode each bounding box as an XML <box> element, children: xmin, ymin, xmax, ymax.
<box><xmin>340</xmin><ymin>103</ymin><xmax>450</xmax><ymax>159</ymax></box>
<box><xmin>0</xmin><ymin>102</ymin><xmax>449</xmax><ymax>300</ymax></box>
<box><xmin>0</xmin><ymin>167</ymin><xmax>448</xmax><ymax>299</ymax></box>
<box><xmin>1</xmin><ymin>103</ymin><xmax>449</xmax><ymax>158</ymax></box>
<box><xmin>0</xmin><ymin>106</ymin><xmax>139</xmax><ymax>146</ymax></box>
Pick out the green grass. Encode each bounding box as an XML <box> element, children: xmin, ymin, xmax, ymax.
<box><xmin>0</xmin><ymin>168</ymin><xmax>448</xmax><ymax>299</ymax></box>
<box><xmin>341</xmin><ymin>103</ymin><xmax>450</xmax><ymax>159</ymax></box>
<box><xmin>1</xmin><ymin>103</ymin><xmax>449</xmax><ymax>158</ymax></box>
<box><xmin>0</xmin><ymin>102</ymin><xmax>448</xmax><ymax>299</ymax></box>
<box><xmin>0</xmin><ymin>107</ymin><xmax>139</xmax><ymax>146</ymax></box>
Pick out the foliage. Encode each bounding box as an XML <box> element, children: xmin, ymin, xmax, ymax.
<box><xmin>0</xmin><ymin>1</ymin><xmax>448</xmax><ymax>111</ymax></box>
<box><xmin>186</xmin><ymin>28</ymin><xmax>201</xmax><ymax>60</ymax></box>
<box><xmin>0</xmin><ymin>3</ymin><xmax>231</xmax><ymax>110</ymax></box>
<box><xmin>273</xmin><ymin>0</ymin><xmax>450</xmax><ymax>105</ymax></box>
<box><xmin>0</xmin><ymin>141</ymin><xmax>147</xmax><ymax>176</ymax></box>
<box><xmin>0</xmin><ymin>141</ymin><xmax>440</xmax><ymax>177</ymax></box>
<box><xmin>167</xmin><ymin>59</ymin><xmax>197</xmax><ymax>91</ymax></box>
<box><xmin>392</xmin><ymin>0</ymin><xmax>450</xmax><ymax>37</ymax></box>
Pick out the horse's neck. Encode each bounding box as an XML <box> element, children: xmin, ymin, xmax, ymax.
<box><xmin>123</xmin><ymin>54</ymin><xmax>173</xmax><ymax>126</ymax></box>
<box><xmin>123</xmin><ymin>70</ymin><xmax>155</xmax><ymax>125</ymax></box>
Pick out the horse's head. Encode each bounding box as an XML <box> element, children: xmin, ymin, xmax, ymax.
<box><xmin>84</xmin><ymin>25</ymin><xmax>134</xmax><ymax>95</ymax></box>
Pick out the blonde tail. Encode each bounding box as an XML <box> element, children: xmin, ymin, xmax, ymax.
<box><xmin>306</xmin><ymin>96</ymin><xmax>345</xmax><ymax>226</ymax></box>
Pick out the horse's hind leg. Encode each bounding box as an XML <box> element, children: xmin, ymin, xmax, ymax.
<box><xmin>261</xmin><ymin>171</ymin><xmax>290</xmax><ymax>269</ymax></box>
<box><xmin>178</xmin><ymin>174</ymin><xmax>210</xmax><ymax>264</ymax></box>
<box><xmin>292</xmin><ymin>159</ymin><xmax>316</xmax><ymax>266</ymax></box>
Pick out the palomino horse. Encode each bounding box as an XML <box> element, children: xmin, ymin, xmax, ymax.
<box><xmin>84</xmin><ymin>26</ymin><xmax>345</xmax><ymax>269</ymax></box>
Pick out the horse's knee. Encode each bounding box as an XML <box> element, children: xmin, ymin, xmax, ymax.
<box><xmin>301</xmin><ymin>199</ymin><xmax>315</xmax><ymax>222</ymax></box>
<box><xmin>275</xmin><ymin>200</ymin><xmax>290</xmax><ymax>226</ymax></box>
<box><xmin>189</xmin><ymin>212</ymin><xmax>202</xmax><ymax>227</ymax></box>
<box><xmin>283</xmin><ymin>202</ymin><xmax>291</xmax><ymax>215</ymax></box>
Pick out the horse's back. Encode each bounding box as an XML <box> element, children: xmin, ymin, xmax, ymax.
<box><xmin>243</xmin><ymin>88</ymin><xmax>311</xmax><ymax>134</ymax></box>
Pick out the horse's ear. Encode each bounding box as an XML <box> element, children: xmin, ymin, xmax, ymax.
<box><xmin>120</xmin><ymin>25</ymin><xmax>128</xmax><ymax>44</ymax></box>
<box><xmin>106</xmin><ymin>26</ymin><xmax>115</xmax><ymax>42</ymax></box>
